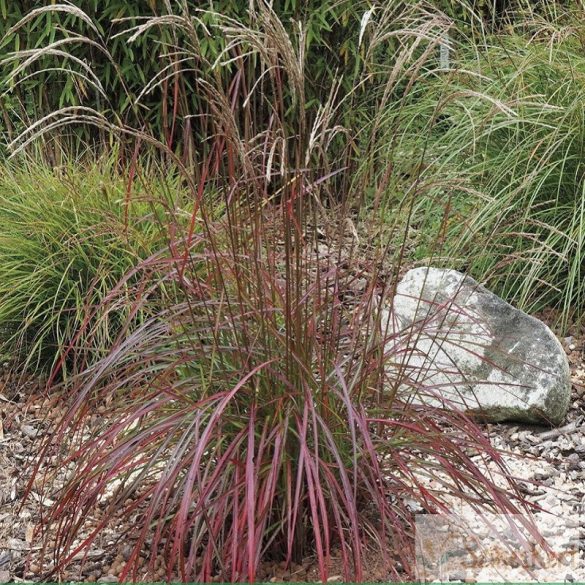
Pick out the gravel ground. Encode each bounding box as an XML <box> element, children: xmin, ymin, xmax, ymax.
<box><xmin>0</xmin><ymin>325</ymin><xmax>583</xmax><ymax>583</ymax></box>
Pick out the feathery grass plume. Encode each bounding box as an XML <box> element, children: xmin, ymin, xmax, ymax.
<box><xmin>1</xmin><ymin>0</ymin><xmax>425</xmax><ymax>157</ymax></box>
<box><xmin>378</xmin><ymin>1</ymin><xmax>585</xmax><ymax>331</ymax></box>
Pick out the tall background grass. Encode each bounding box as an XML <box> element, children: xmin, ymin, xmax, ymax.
<box><xmin>383</xmin><ymin>2</ymin><xmax>585</xmax><ymax>329</ymax></box>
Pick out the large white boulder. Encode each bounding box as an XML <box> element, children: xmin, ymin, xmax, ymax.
<box><xmin>384</xmin><ymin>267</ymin><xmax>571</xmax><ymax>425</ymax></box>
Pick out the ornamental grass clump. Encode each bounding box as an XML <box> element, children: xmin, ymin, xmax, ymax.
<box><xmin>7</xmin><ymin>1</ymin><xmax>545</xmax><ymax>582</ymax></box>
<box><xmin>0</xmin><ymin>156</ymin><xmax>181</xmax><ymax>373</ymax></box>
<box><xmin>380</xmin><ymin>3</ymin><xmax>585</xmax><ymax>330</ymax></box>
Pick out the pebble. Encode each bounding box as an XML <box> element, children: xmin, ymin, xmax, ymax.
<box><xmin>20</xmin><ymin>424</ymin><xmax>39</xmax><ymax>439</ymax></box>
<box><xmin>567</xmin><ymin>453</ymin><xmax>581</xmax><ymax>470</ymax></box>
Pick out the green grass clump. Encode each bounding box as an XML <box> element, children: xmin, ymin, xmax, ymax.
<box><xmin>381</xmin><ymin>17</ymin><xmax>585</xmax><ymax>330</ymax></box>
<box><xmin>0</xmin><ymin>156</ymin><xmax>175</xmax><ymax>372</ymax></box>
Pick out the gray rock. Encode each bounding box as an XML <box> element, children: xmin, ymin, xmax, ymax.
<box><xmin>384</xmin><ymin>267</ymin><xmax>570</xmax><ymax>425</ymax></box>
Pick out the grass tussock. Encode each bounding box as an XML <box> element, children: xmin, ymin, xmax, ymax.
<box><xmin>0</xmin><ymin>155</ymin><xmax>189</xmax><ymax>373</ymax></box>
<box><xmin>383</xmin><ymin>6</ymin><xmax>585</xmax><ymax>329</ymax></box>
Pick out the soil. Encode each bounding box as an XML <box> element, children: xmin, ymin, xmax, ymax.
<box><xmin>0</xmin><ymin>318</ymin><xmax>584</xmax><ymax>583</ymax></box>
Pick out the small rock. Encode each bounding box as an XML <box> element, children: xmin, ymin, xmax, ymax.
<box><xmin>7</xmin><ymin>539</ymin><xmax>27</xmax><ymax>551</ymax></box>
<box><xmin>566</xmin><ymin>453</ymin><xmax>580</xmax><ymax>470</ymax></box>
<box><xmin>525</xmin><ymin>433</ymin><xmax>541</xmax><ymax>444</ymax></box>
<box><xmin>534</xmin><ymin>471</ymin><xmax>554</xmax><ymax>481</ymax></box>
<box><xmin>0</xmin><ymin>570</ymin><xmax>9</xmax><ymax>582</ymax></box>
<box><xmin>20</xmin><ymin>425</ymin><xmax>39</xmax><ymax>439</ymax></box>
